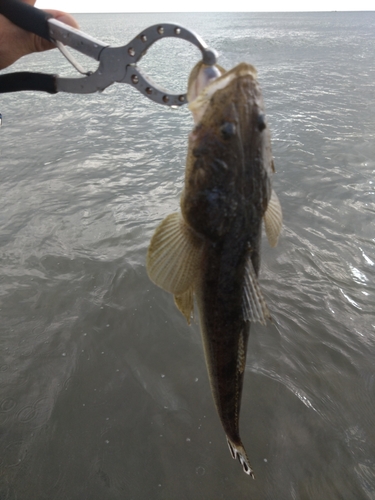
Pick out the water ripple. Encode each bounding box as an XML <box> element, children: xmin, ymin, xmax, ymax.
<box><xmin>1</xmin><ymin>11</ymin><xmax>375</xmax><ymax>500</ymax></box>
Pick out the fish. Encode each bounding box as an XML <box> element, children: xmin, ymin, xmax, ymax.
<box><xmin>146</xmin><ymin>61</ymin><xmax>282</xmax><ymax>477</ymax></box>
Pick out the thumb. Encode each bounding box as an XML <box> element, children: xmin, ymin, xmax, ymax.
<box><xmin>43</xmin><ymin>9</ymin><xmax>79</xmax><ymax>30</ymax></box>
<box><xmin>30</xmin><ymin>10</ymin><xmax>80</xmax><ymax>53</ymax></box>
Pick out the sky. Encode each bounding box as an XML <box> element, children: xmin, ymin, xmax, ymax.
<box><xmin>36</xmin><ymin>0</ymin><xmax>374</xmax><ymax>13</ymax></box>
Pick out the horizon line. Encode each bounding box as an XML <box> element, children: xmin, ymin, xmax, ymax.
<box><xmin>69</xmin><ymin>9</ymin><xmax>375</xmax><ymax>13</ymax></box>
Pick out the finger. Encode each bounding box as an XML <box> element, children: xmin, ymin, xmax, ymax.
<box><xmin>43</xmin><ymin>10</ymin><xmax>80</xmax><ymax>30</ymax></box>
<box><xmin>29</xmin><ymin>10</ymin><xmax>80</xmax><ymax>54</ymax></box>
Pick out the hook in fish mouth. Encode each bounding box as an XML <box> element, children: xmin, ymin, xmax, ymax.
<box><xmin>227</xmin><ymin>437</ymin><xmax>255</xmax><ymax>478</ymax></box>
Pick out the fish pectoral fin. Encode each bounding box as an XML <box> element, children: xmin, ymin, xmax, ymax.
<box><xmin>242</xmin><ymin>255</ymin><xmax>271</xmax><ymax>325</ymax></box>
<box><xmin>147</xmin><ymin>212</ymin><xmax>203</xmax><ymax>297</ymax></box>
<box><xmin>227</xmin><ymin>437</ymin><xmax>254</xmax><ymax>478</ymax></box>
<box><xmin>174</xmin><ymin>288</ymin><xmax>194</xmax><ymax>325</ymax></box>
<box><xmin>263</xmin><ymin>189</ymin><xmax>283</xmax><ymax>248</ymax></box>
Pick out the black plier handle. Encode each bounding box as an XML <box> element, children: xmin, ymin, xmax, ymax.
<box><xmin>0</xmin><ymin>0</ymin><xmax>218</xmax><ymax>106</ymax></box>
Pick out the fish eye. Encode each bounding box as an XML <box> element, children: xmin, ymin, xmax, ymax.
<box><xmin>257</xmin><ymin>114</ymin><xmax>267</xmax><ymax>131</ymax></box>
<box><xmin>220</xmin><ymin>121</ymin><xmax>236</xmax><ymax>139</ymax></box>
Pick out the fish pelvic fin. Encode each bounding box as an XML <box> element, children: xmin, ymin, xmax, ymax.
<box><xmin>146</xmin><ymin>212</ymin><xmax>203</xmax><ymax>323</ymax></box>
<box><xmin>263</xmin><ymin>189</ymin><xmax>283</xmax><ymax>248</ymax></box>
<box><xmin>227</xmin><ymin>437</ymin><xmax>255</xmax><ymax>478</ymax></box>
<box><xmin>242</xmin><ymin>255</ymin><xmax>271</xmax><ymax>325</ymax></box>
<box><xmin>174</xmin><ymin>287</ymin><xmax>194</xmax><ymax>325</ymax></box>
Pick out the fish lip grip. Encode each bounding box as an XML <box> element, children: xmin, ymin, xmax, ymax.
<box><xmin>0</xmin><ymin>0</ymin><xmax>218</xmax><ymax>106</ymax></box>
<box><xmin>52</xmin><ymin>21</ymin><xmax>218</xmax><ymax>106</ymax></box>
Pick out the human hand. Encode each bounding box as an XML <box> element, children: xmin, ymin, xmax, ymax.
<box><xmin>0</xmin><ymin>0</ymin><xmax>79</xmax><ymax>70</ymax></box>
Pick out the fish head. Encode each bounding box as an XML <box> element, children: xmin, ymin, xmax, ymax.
<box><xmin>181</xmin><ymin>63</ymin><xmax>274</xmax><ymax>242</ymax></box>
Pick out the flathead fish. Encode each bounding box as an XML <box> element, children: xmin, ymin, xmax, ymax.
<box><xmin>147</xmin><ymin>62</ymin><xmax>282</xmax><ymax>477</ymax></box>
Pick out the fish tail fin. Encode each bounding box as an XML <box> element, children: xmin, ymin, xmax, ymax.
<box><xmin>227</xmin><ymin>437</ymin><xmax>255</xmax><ymax>478</ymax></box>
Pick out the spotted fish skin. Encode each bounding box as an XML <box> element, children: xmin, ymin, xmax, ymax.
<box><xmin>194</xmin><ymin>234</ymin><xmax>254</xmax><ymax>475</ymax></box>
<box><xmin>147</xmin><ymin>62</ymin><xmax>282</xmax><ymax>477</ymax></box>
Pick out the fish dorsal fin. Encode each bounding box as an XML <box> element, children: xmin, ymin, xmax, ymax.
<box><xmin>242</xmin><ymin>255</ymin><xmax>271</xmax><ymax>325</ymax></box>
<box><xmin>263</xmin><ymin>189</ymin><xmax>282</xmax><ymax>248</ymax></box>
<box><xmin>174</xmin><ymin>288</ymin><xmax>194</xmax><ymax>325</ymax></box>
<box><xmin>147</xmin><ymin>212</ymin><xmax>203</xmax><ymax>296</ymax></box>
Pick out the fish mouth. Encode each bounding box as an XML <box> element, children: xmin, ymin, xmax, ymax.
<box><xmin>188</xmin><ymin>63</ymin><xmax>258</xmax><ymax>123</ymax></box>
<box><xmin>187</xmin><ymin>63</ymin><xmax>223</xmax><ymax>103</ymax></box>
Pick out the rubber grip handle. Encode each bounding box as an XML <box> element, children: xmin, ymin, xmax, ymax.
<box><xmin>0</xmin><ymin>72</ymin><xmax>57</xmax><ymax>93</ymax></box>
<box><xmin>0</xmin><ymin>0</ymin><xmax>52</xmax><ymax>41</ymax></box>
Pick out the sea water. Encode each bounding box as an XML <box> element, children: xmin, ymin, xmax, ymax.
<box><xmin>0</xmin><ymin>11</ymin><xmax>374</xmax><ymax>499</ymax></box>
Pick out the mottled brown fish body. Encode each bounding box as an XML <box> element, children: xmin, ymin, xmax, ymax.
<box><xmin>183</xmin><ymin>66</ymin><xmax>271</xmax><ymax>476</ymax></box>
<box><xmin>195</xmin><ymin>238</ymin><xmax>250</xmax><ymax>440</ymax></box>
<box><xmin>181</xmin><ymin>65</ymin><xmax>273</xmax><ymax>245</ymax></box>
<box><xmin>147</xmin><ymin>62</ymin><xmax>283</xmax><ymax>477</ymax></box>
